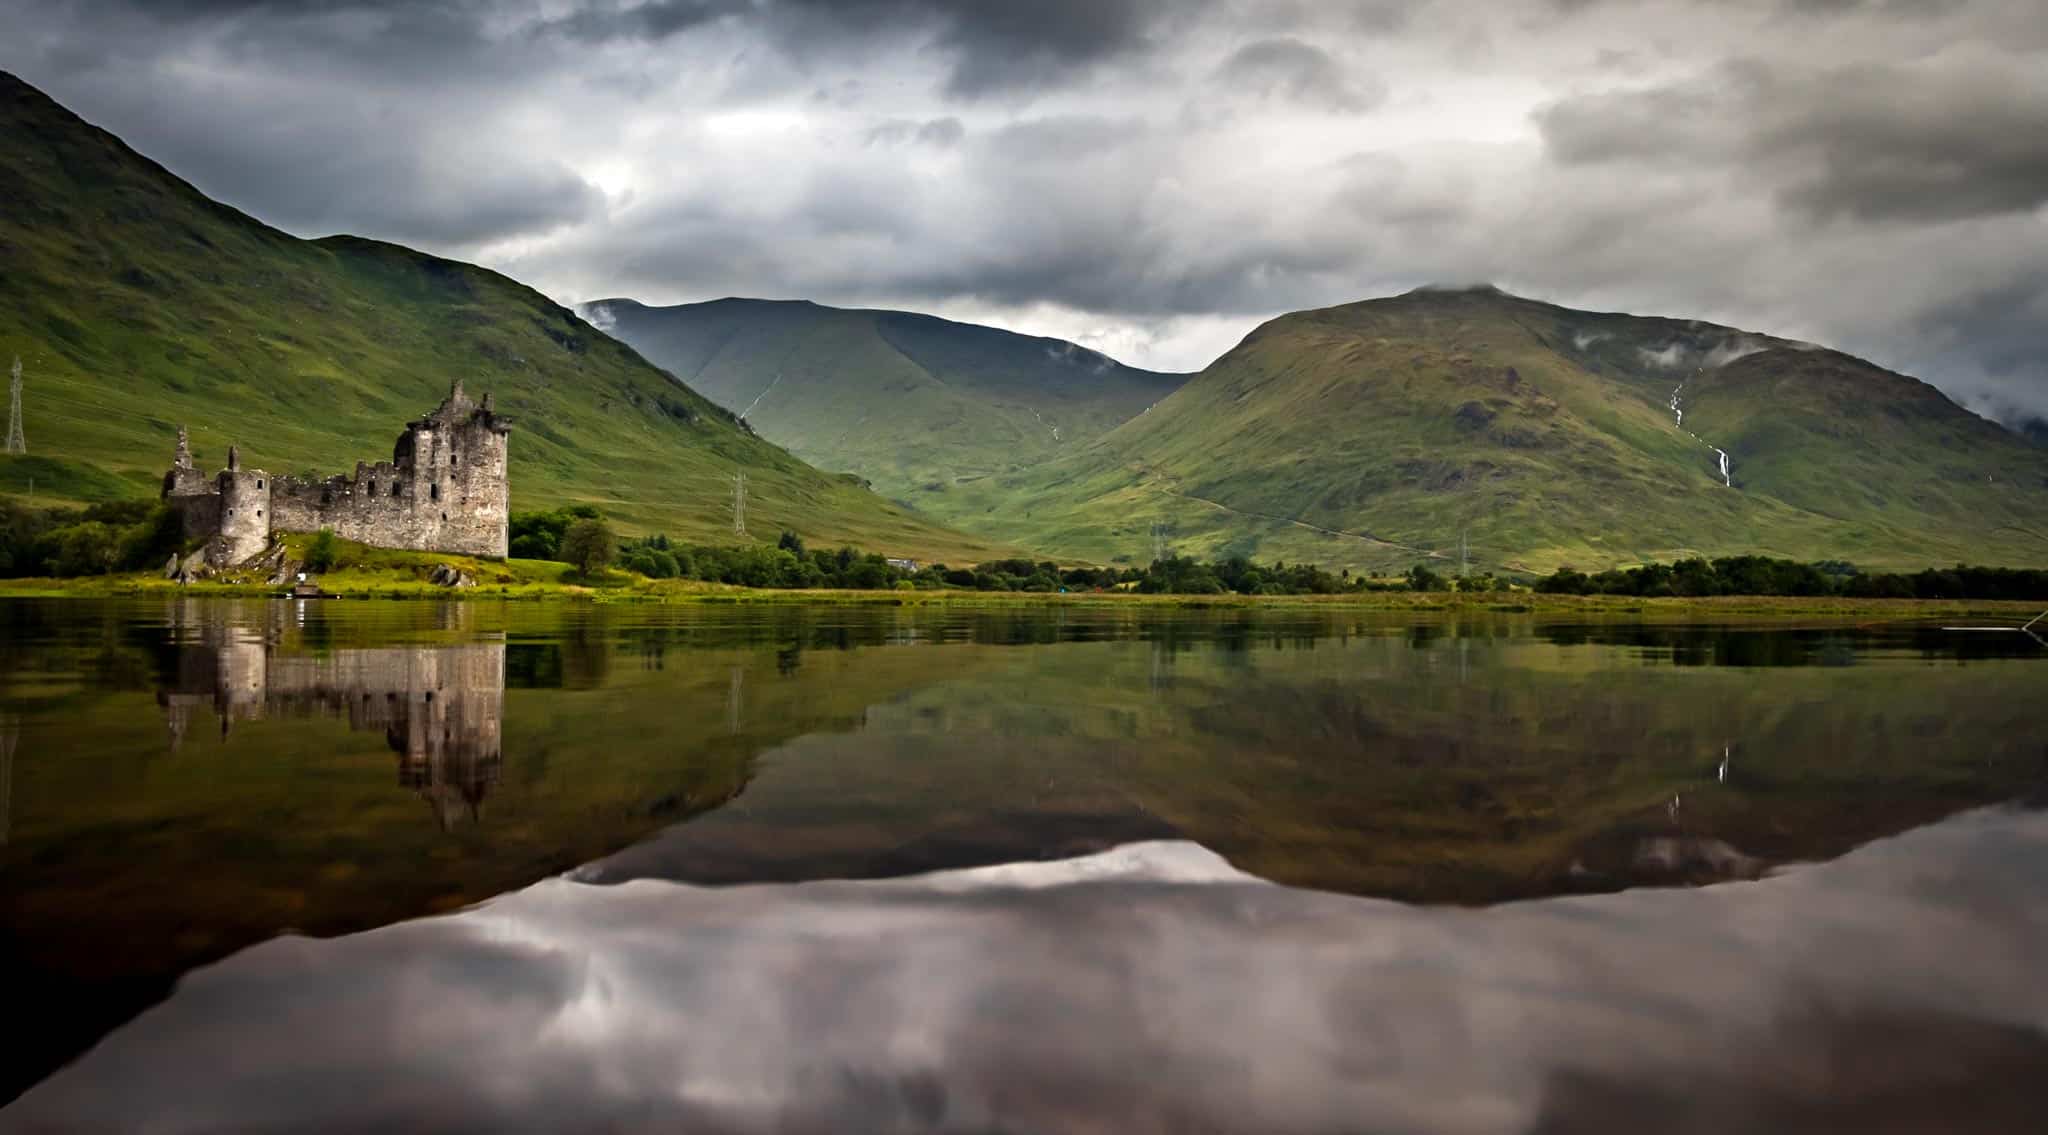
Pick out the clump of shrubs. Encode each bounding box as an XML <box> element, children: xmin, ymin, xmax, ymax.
<box><xmin>0</xmin><ymin>499</ymin><xmax>186</xmax><ymax>577</ymax></box>
<box><xmin>1531</xmin><ymin>556</ymin><xmax>2048</xmax><ymax>600</ymax></box>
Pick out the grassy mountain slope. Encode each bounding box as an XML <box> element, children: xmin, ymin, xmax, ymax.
<box><xmin>941</xmin><ymin>287</ymin><xmax>2048</xmax><ymax>572</ymax></box>
<box><xmin>586</xmin><ymin>297</ymin><xmax>1185</xmax><ymax>511</ymax></box>
<box><xmin>0</xmin><ymin>72</ymin><xmax>1010</xmax><ymax>564</ymax></box>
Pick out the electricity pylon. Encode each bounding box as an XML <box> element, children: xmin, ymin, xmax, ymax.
<box><xmin>4</xmin><ymin>357</ymin><xmax>23</xmax><ymax>455</ymax></box>
<box><xmin>731</xmin><ymin>470</ymin><xmax>749</xmax><ymax>538</ymax></box>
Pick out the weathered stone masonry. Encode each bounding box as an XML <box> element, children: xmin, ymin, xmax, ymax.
<box><xmin>163</xmin><ymin>381</ymin><xmax>511</xmax><ymax>566</ymax></box>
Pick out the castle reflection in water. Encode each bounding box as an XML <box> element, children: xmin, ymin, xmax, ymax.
<box><xmin>155</xmin><ymin>602</ymin><xmax>505</xmax><ymax>830</ymax></box>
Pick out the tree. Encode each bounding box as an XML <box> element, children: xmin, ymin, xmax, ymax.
<box><xmin>1406</xmin><ymin>564</ymin><xmax>1444</xmax><ymax>593</ymax></box>
<box><xmin>559</xmin><ymin>519</ymin><xmax>617</xmax><ymax>577</ymax></box>
<box><xmin>777</xmin><ymin>529</ymin><xmax>806</xmax><ymax>558</ymax></box>
<box><xmin>117</xmin><ymin>505</ymin><xmax>185</xmax><ymax>571</ymax></box>
<box><xmin>510</xmin><ymin>508</ymin><xmax>588</xmax><ymax>560</ymax></box>
<box><xmin>844</xmin><ymin>555</ymin><xmax>893</xmax><ymax>590</ymax></box>
<box><xmin>47</xmin><ymin>522</ymin><xmax>122</xmax><ymax>576</ymax></box>
<box><xmin>621</xmin><ymin>548</ymin><xmax>680</xmax><ymax>579</ymax></box>
<box><xmin>304</xmin><ymin>529</ymin><xmax>339</xmax><ymax>572</ymax></box>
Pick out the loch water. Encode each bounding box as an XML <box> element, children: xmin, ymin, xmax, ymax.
<box><xmin>1</xmin><ymin>597</ymin><xmax>2044</xmax><ymax>1131</ymax></box>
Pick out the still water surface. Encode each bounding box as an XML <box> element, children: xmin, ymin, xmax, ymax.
<box><xmin>1</xmin><ymin>597</ymin><xmax>2043</xmax><ymax>1129</ymax></box>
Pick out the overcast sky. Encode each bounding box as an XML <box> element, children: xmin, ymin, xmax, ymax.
<box><xmin>4</xmin><ymin>0</ymin><xmax>2047</xmax><ymax>422</ymax></box>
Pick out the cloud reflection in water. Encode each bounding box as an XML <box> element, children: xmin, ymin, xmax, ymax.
<box><xmin>10</xmin><ymin>807</ymin><xmax>2048</xmax><ymax>1134</ymax></box>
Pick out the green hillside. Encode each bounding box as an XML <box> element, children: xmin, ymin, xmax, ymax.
<box><xmin>940</xmin><ymin>287</ymin><xmax>2048</xmax><ymax>572</ymax></box>
<box><xmin>587</xmin><ymin>297</ymin><xmax>1185</xmax><ymax>510</ymax></box>
<box><xmin>0</xmin><ymin>72</ymin><xmax>1011</xmax><ymax>565</ymax></box>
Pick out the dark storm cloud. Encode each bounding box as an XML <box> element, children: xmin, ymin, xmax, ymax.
<box><xmin>3</xmin><ymin>0</ymin><xmax>2048</xmax><ymax>422</ymax></box>
<box><xmin>907</xmin><ymin>0</ymin><xmax>1208</xmax><ymax>97</ymax></box>
<box><xmin>1538</xmin><ymin>55</ymin><xmax>2048</xmax><ymax>222</ymax></box>
<box><xmin>1</xmin><ymin>0</ymin><xmax>605</xmax><ymax>246</ymax></box>
<box><xmin>547</xmin><ymin>0</ymin><xmax>744</xmax><ymax>43</ymax></box>
<box><xmin>1216</xmin><ymin>38</ymin><xmax>1383</xmax><ymax>113</ymax></box>
<box><xmin>42</xmin><ymin>0</ymin><xmax>517</xmax><ymax>78</ymax></box>
<box><xmin>542</xmin><ymin>0</ymin><xmax>1207</xmax><ymax>96</ymax></box>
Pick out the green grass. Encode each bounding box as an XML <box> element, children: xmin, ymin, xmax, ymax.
<box><xmin>910</xmin><ymin>288</ymin><xmax>2048</xmax><ymax>573</ymax></box>
<box><xmin>0</xmin><ymin>72</ymin><xmax>1013</xmax><ymax>566</ymax></box>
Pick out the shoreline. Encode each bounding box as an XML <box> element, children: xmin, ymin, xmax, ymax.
<box><xmin>0</xmin><ymin>574</ymin><xmax>2042</xmax><ymax>620</ymax></box>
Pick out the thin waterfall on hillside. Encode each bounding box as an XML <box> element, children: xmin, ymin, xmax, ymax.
<box><xmin>1027</xmin><ymin>407</ymin><xmax>1061</xmax><ymax>442</ymax></box>
<box><xmin>1669</xmin><ymin>371</ymin><xmax>1734</xmax><ymax>488</ymax></box>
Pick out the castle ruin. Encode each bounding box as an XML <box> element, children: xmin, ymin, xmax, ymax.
<box><xmin>163</xmin><ymin>380</ymin><xmax>511</xmax><ymax>565</ymax></box>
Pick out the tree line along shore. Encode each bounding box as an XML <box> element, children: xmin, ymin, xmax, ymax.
<box><xmin>4</xmin><ymin>499</ymin><xmax>2048</xmax><ymax>608</ymax></box>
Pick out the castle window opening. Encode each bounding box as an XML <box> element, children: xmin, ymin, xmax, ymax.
<box><xmin>367</xmin><ymin>480</ymin><xmax>376</xmax><ymax>496</ymax></box>
<box><xmin>430</xmin><ymin>483</ymin><xmax>440</xmax><ymax>501</ymax></box>
<box><xmin>391</xmin><ymin>482</ymin><xmax>400</xmax><ymax>498</ymax></box>
<box><xmin>256</xmin><ymin>479</ymin><xmax>264</xmax><ymax>489</ymax></box>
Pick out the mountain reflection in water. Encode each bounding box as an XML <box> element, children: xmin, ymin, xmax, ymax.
<box><xmin>11</xmin><ymin>807</ymin><xmax>2048</xmax><ymax>1134</ymax></box>
<box><xmin>1</xmin><ymin>597</ymin><xmax>2045</xmax><ymax>1117</ymax></box>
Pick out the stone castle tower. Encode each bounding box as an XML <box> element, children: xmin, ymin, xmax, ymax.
<box><xmin>164</xmin><ymin>380</ymin><xmax>511</xmax><ymax>567</ymax></box>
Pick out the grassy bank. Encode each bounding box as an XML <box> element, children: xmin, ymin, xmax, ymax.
<box><xmin>1</xmin><ymin>562</ymin><xmax>2043</xmax><ymax>621</ymax></box>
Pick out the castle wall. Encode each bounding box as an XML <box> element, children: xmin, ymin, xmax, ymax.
<box><xmin>166</xmin><ymin>490</ymin><xmax>220</xmax><ymax>544</ymax></box>
<box><xmin>162</xmin><ymin>381</ymin><xmax>512</xmax><ymax>565</ymax></box>
<box><xmin>267</xmin><ymin>422</ymin><xmax>507</xmax><ymax>557</ymax></box>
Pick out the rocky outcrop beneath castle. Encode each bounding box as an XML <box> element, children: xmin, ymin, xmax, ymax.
<box><xmin>427</xmin><ymin>563</ymin><xmax>477</xmax><ymax>588</ymax></box>
<box><xmin>162</xmin><ymin>381</ymin><xmax>511</xmax><ymax>568</ymax></box>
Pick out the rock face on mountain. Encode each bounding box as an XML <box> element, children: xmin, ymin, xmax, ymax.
<box><xmin>0</xmin><ymin>71</ymin><xmax>1006</xmax><ymax>563</ymax></box>
<box><xmin>935</xmin><ymin>286</ymin><xmax>2048</xmax><ymax>572</ymax></box>
<box><xmin>585</xmin><ymin>297</ymin><xmax>1186</xmax><ymax>510</ymax></box>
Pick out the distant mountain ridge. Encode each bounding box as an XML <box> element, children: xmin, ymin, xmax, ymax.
<box><xmin>583</xmin><ymin>297</ymin><xmax>1186</xmax><ymax>511</ymax></box>
<box><xmin>0</xmin><ymin>71</ymin><xmax>1011</xmax><ymax>563</ymax></box>
<box><xmin>15</xmin><ymin>60</ymin><xmax>2038</xmax><ymax>574</ymax></box>
<box><xmin>930</xmin><ymin>286</ymin><xmax>2048</xmax><ymax>571</ymax></box>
